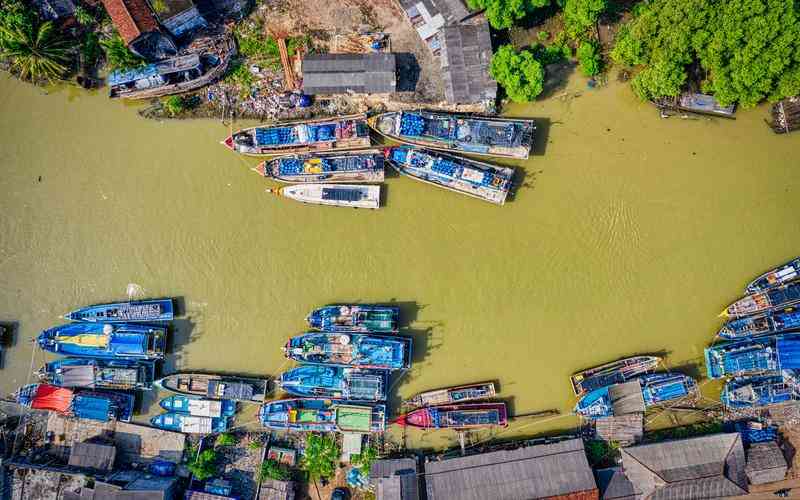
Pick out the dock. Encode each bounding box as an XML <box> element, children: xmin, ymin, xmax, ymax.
<box><xmin>770</xmin><ymin>97</ymin><xmax>800</xmax><ymax>134</ymax></box>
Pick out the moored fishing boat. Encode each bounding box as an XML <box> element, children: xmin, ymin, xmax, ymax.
<box><xmin>255</xmin><ymin>151</ymin><xmax>384</xmax><ymax>183</ymax></box>
<box><xmin>746</xmin><ymin>257</ymin><xmax>800</xmax><ymax>293</ymax></box>
<box><xmin>222</xmin><ymin>114</ymin><xmax>371</xmax><ymax>156</ymax></box>
<box><xmin>570</xmin><ymin>355</ymin><xmax>661</xmax><ymax>396</ymax></box>
<box><xmin>704</xmin><ymin>334</ymin><xmax>800</xmax><ymax>379</ymax></box>
<box><xmin>722</xmin><ymin>375</ymin><xmax>799</xmax><ymax>408</ymax></box>
<box><xmin>16</xmin><ymin>384</ymin><xmax>134</xmax><ymax>422</ymax></box>
<box><xmin>278</xmin><ymin>365</ymin><xmax>388</xmax><ymax>401</ymax></box>
<box><xmin>575</xmin><ymin>373</ymin><xmax>698</xmax><ymax>419</ymax></box>
<box><xmin>258</xmin><ymin>398</ymin><xmax>386</xmax><ymax>433</ymax></box>
<box><xmin>284</xmin><ymin>332</ymin><xmax>412</xmax><ymax>370</ymax></box>
<box><xmin>159</xmin><ymin>394</ymin><xmax>237</xmax><ymax>418</ymax></box>
<box><xmin>385</xmin><ymin>147</ymin><xmax>514</xmax><ymax>205</ymax></box>
<box><xmin>38</xmin><ymin>358</ymin><xmax>155</xmax><ymax>390</ymax></box>
<box><xmin>37</xmin><ymin>323</ymin><xmax>166</xmax><ymax>360</ymax></box>
<box><xmin>150</xmin><ymin>412</ymin><xmax>229</xmax><ymax>434</ymax></box>
<box><xmin>722</xmin><ymin>281</ymin><xmax>800</xmax><ymax>318</ymax></box>
<box><xmin>402</xmin><ymin>382</ymin><xmax>496</xmax><ymax>409</ymax></box>
<box><xmin>654</xmin><ymin>93</ymin><xmax>736</xmax><ymax>119</ymax></box>
<box><xmin>369</xmin><ymin>111</ymin><xmax>535</xmax><ymax>159</ymax></box>
<box><xmin>718</xmin><ymin>308</ymin><xmax>800</xmax><ymax>340</ymax></box>
<box><xmin>65</xmin><ymin>298</ymin><xmax>175</xmax><ymax>323</ymax></box>
<box><xmin>306</xmin><ymin>304</ymin><xmax>399</xmax><ymax>333</ymax></box>
<box><xmin>156</xmin><ymin>373</ymin><xmax>268</xmax><ymax>403</ymax></box>
<box><xmin>267</xmin><ymin>184</ymin><xmax>380</xmax><ymax>209</ymax></box>
<box><xmin>396</xmin><ymin>402</ymin><xmax>507</xmax><ymax>429</ymax></box>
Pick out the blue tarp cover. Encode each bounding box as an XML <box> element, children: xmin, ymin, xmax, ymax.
<box><xmin>777</xmin><ymin>337</ymin><xmax>800</xmax><ymax>369</ymax></box>
<box><xmin>73</xmin><ymin>394</ymin><xmax>111</xmax><ymax>421</ymax></box>
<box><xmin>108</xmin><ymin>64</ymin><xmax>160</xmax><ymax>87</ymax></box>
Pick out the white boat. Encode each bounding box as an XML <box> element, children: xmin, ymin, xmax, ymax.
<box><xmin>268</xmin><ymin>184</ymin><xmax>380</xmax><ymax>209</ymax></box>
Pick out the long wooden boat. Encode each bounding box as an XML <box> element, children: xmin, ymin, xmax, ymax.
<box><xmin>259</xmin><ymin>398</ymin><xmax>386</xmax><ymax>433</ymax></box>
<box><xmin>16</xmin><ymin>384</ymin><xmax>134</xmax><ymax>422</ymax></box>
<box><xmin>159</xmin><ymin>394</ymin><xmax>237</xmax><ymax>418</ymax></box>
<box><xmin>150</xmin><ymin>412</ymin><xmax>229</xmax><ymax>434</ymax></box>
<box><xmin>722</xmin><ymin>281</ymin><xmax>800</xmax><ymax>318</ymax></box>
<box><xmin>396</xmin><ymin>402</ymin><xmax>507</xmax><ymax>429</ymax></box>
<box><xmin>402</xmin><ymin>382</ymin><xmax>495</xmax><ymax>409</ymax></box>
<box><xmin>570</xmin><ymin>356</ymin><xmax>661</xmax><ymax>396</ymax></box>
<box><xmin>109</xmin><ymin>34</ymin><xmax>235</xmax><ymax>99</ymax></box>
<box><xmin>267</xmin><ymin>184</ymin><xmax>380</xmax><ymax>209</ymax></box>
<box><xmin>38</xmin><ymin>358</ymin><xmax>155</xmax><ymax>391</ymax></box>
<box><xmin>255</xmin><ymin>150</ymin><xmax>385</xmax><ymax>183</ymax></box>
<box><xmin>704</xmin><ymin>334</ymin><xmax>800</xmax><ymax>379</ymax></box>
<box><xmin>37</xmin><ymin>323</ymin><xmax>167</xmax><ymax>360</ymax></box>
<box><xmin>369</xmin><ymin>111</ymin><xmax>535</xmax><ymax>160</ymax></box>
<box><xmin>654</xmin><ymin>92</ymin><xmax>736</xmax><ymax>118</ymax></box>
<box><xmin>769</xmin><ymin>96</ymin><xmax>800</xmax><ymax>134</ymax></box>
<box><xmin>284</xmin><ymin>332</ymin><xmax>412</xmax><ymax>370</ymax></box>
<box><xmin>65</xmin><ymin>298</ymin><xmax>174</xmax><ymax>323</ymax></box>
<box><xmin>718</xmin><ymin>308</ymin><xmax>800</xmax><ymax>340</ymax></box>
<box><xmin>222</xmin><ymin>114</ymin><xmax>371</xmax><ymax>156</ymax></box>
<box><xmin>385</xmin><ymin>147</ymin><xmax>514</xmax><ymax>205</ymax></box>
<box><xmin>156</xmin><ymin>373</ymin><xmax>268</xmax><ymax>403</ymax></box>
<box><xmin>575</xmin><ymin>373</ymin><xmax>697</xmax><ymax>419</ymax></box>
<box><xmin>746</xmin><ymin>257</ymin><xmax>800</xmax><ymax>293</ymax></box>
<box><xmin>722</xmin><ymin>375</ymin><xmax>799</xmax><ymax>408</ymax></box>
<box><xmin>306</xmin><ymin>304</ymin><xmax>399</xmax><ymax>333</ymax></box>
<box><xmin>278</xmin><ymin>365</ymin><xmax>387</xmax><ymax>401</ymax></box>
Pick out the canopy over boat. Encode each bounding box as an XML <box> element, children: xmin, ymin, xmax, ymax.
<box><xmin>718</xmin><ymin>308</ymin><xmax>800</xmax><ymax>340</ymax></box>
<box><xmin>278</xmin><ymin>365</ymin><xmax>388</xmax><ymax>401</ymax></box>
<box><xmin>16</xmin><ymin>384</ymin><xmax>134</xmax><ymax>421</ymax></box>
<box><xmin>722</xmin><ymin>375</ymin><xmax>799</xmax><ymax>408</ymax></box>
<box><xmin>575</xmin><ymin>373</ymin><xmax>697</xmax><ymax>419</ymax></box>
<box><xmin>257</xmin><ymin>151</ymin><xmax>385</xmax><ymax>184</ymax></box>
<box><xmin>159</xmin><ymin>394</ymin><xmax>236</xmax><ymax>417</ymax></box>
<box><xmin>396</xmin><ymin>402</ymin><xmax>507</xmax><ymax>429</ymax></box>
<box><xmin>156</xmin><ymin>373</ymin><xmax>268</xmax><ymax>403</ymax></box>
<box><xmin>570</xmin><ymin>356</ymin><xmax>661</xmax><ymax>396</ymax></box>
<box><xmin>705</xmin><ymin>334</ymin><xmax>800</xmax><ymax>378</ymax></box>
<box><xmin>38</xmin><ymin>358</ymin><xmax>155</xmax><ymax>390</ymax></box>
<box><xmin>746</xmin><ymin>258</ymin><xmax>800</xmax><ymax>293</ymax></box>
<box><xmin>37</xmin><ymin>323</ymin><xmax>166</xmax><ymax>359</ymax></box>
<box><xmin>306</xmin><ymin>304</ymin><xmax>399</xmax><ymax>333</ymax></box>
<box><xmin>258</xmin><ymin>398</ymin><xmax>386</xmax><ymax>433</ymax></box>
<box><xmin>66</xmin><ymin>298</ymin><xmax>174</xmax><ymax>323</ymax></box>
<box><xmin>284</xmin><ymin>332</ymin><xmax>412</xmax><ymax>370</ymax></box>
<box><xmin>722</xmin><ymin>281</ymin><xmax>800</xmax><ymax>318</ymax></box>
<box><xmin>150</xmin><ymin>412</ymin><xmax>228</xmax><ymax>434</ymax></box>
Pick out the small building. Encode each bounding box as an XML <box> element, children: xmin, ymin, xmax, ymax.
<box><xmin>150</xmin><ymin>0</ymin><xmax>208</xmax><ymax>39</ymax></box>
<box><xmin>439</xmin><ymin>21</ymin><xmax>496</xmax><ymax>105</ymax></box>
<box><xmin>424</xmin><ymin>438</ymin><xmax>598</xmax><ymax>500</ymax></box>
<box><xmin>396</xmin><ymin>0</ymin><xmax>469</xmax><ymax>54</ymax></box>
<box><xmin>596</xmin><ymin>467</ymin><xmax>639</xmax><ymax>500</ymax></box>
<box><xmin>594</xmin><ymin>415</ymin><xmax>644</xmax><ymax>446</ymax></box>
<box><xmin>258</xmin><ymin>478</ymin><xmax>296</xmax><ymax>500</ymax></box>
<box><xmin>301</xmin><ymin>53</ymin><xmax>397</xmax><ymax>95</ymax></box>
<box><xmin>185</xmin><ymin>490</ymin><xmax>237</xmax><ymax>500</ymax></box>
<box><xmin>620</xmin><ymin>433</ymin><xmax>748</xmax><ymax>499</ymax></box>
<box><xmin>745</xmin><ymin>440</ymin><xmax>788</xmax><ymax>485</ymax></box>
<box><xmin>68</xmin><ymin>441</ymin><xmax>117</xmax><ymax>473</ymax></box>
<box><xmin>369</xmin><ymin>458</ymin><xmax>419</xmax><ymax>500</ymax></box>
<box><xmin>101</xmin><ymin>0</ymin><xmax>177</xmax><ymax>60</ymax></box>
<box><xmin>31</xmin><ymin>0</ymin><xmax>76</xmax><ymax>21</ymax></box>
<box><xmin>65</xmin><ymin>474</ymin><xmax>180</xmax><ymax>500</ymax></box>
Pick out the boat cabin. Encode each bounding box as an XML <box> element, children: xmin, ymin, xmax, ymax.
<box><xmin>108</xmin><ymin>53</ymin><xmax>204</xmax><ymax>98</ymax></box>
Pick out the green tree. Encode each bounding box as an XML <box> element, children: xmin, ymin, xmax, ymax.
<box><xmin>301</xmin><ymin>434</ymin><xmax>339</xmax><ymax>481</ymax></box>
<box><xmin>351</xmin><ymin>445</ymin><xmax>378</xmax><ymax>476</ymax></box>
<box><xmin>0</xmin><ymin>0</ymin><xmax>34</xmax><ymax>37</ymax></box>
<box><xmin>259</xmin><ymin>459</ymin><xmax>290</xmax><ymax>481</ymax></box>
<box><xmin>81</xmin><ymin>31</ymin><xmax>100</xmax><ymax>67</ymax></box>
<box><xmin>73</xmin><ymin>6</ymin><xmax>94</xmax><ymax>26</ymax></box>
<box><xmin>563</xmin><ymin>0</ymin><xmax>607</xmax><ymax>40</ymax></box>
<box><xmin>100</xmin><ymin>33</ymin><xmax>145</xmax><ymax>71</ymax></box>
<box><xmin>577</xmin><ymin>40</ymin><xmax>601</xmax><ymax>76</ymax></box>
<box><xmin>0</xmin><ymin>21</ymin><xmax>72</xmax><ymax>83</ymax></box>
<box><xmin>490</xmin><ymin>44</ymin><xmax>545</xmax><ymax>102</ymax></box>
<box><xmin>187</xmin><ymin>448</ymin><xmax>218</xmax><ymax>481</ymax></box>
<box><xmin>465</xmin><ymin>0</ymin><xmax>549</xmax><ymax>30</ymax></box>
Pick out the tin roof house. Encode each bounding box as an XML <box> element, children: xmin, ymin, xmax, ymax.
<box><xmin>149</xmin><ymin>0</ymin><xmax>209</xmax><ymax>39</ymax></box>
<box><xmin>439</xmin><ymin>22</ymin><xmax>496</xmax><ymax>105</ymax></box>
<box><xmin>101</xmin><ymin>0</ymin><xmax>177</xmax><ymax>60</ymax></box>
<box><xmin>745</xmin><ymin>440</ymin><xmax>788</xmax><ymax>485</ymax></box>
<box><xmin>396</xmin><ymin>0</ymin><xmax>469</xmax><ymax>54</ymax></box>
<box><xmin>369</xmin><ymin>458</ymin><xmax>420</xmax><ymax>500</ymax></box>
<box><xmin>31</xmin><ymin>0</ymin><xmax>76</xmax><ymax>21</ymax></box>
<box><xmin>301</xmin><ymin>53</ymin><xmax>397</xmax><ymax>96</ymax></box>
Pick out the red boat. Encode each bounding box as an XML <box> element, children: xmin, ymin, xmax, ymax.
<box><xmin>396</xmin><ymin>402</ymin><xmax>507</xmax><ymax>429</ymax></box>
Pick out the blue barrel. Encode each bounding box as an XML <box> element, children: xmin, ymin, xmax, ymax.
<box><xmin>298</xmin><ymin>95</ymin><xmax>312</xmax><ymax>107</ymax></box>
<box><xmin>148</xmin><ymin>460</ymin><xmax>176</xmax><ymax>477</ymax></box>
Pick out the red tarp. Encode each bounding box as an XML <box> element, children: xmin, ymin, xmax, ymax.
<box><xmin>31</xmin><ymin>384</ymin><xmax>73</xmax><ymax>412</ymax></box>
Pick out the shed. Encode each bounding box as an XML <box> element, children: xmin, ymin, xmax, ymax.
<box><xmin>32</xmin><ymin>0</ymin><xmax>75</xmax><ymax>20</ymax></box>
<box><xmin>424</xmin><ymin>438</ymin><xmax>598</xmax><ymax>500</ymax></box>
<box><xmin>100</xmin><ymin>0</ymin><xmax>177</xmax><ymax>60</ymax></box>
<box><xmin>620</xmin><ymin>432</ymin><xmax>748</xmax><ymax>499</ymax></box>
<box><xmin>396</xmin><ymin>0</ymin><xmax>469</xmax><ymax>53</ymax></box>
<box><xmin>302</xmin><ymin>53</ymin><xmax>396</xmax><ymax>95</ymax></box>
<box><xmin>609</xmin><ymin>381</ymin><xmax>645</xmax><ymax>416</ymax></box>
<box><xmin>369</xmin><ymin>458</ymin><xmax>419</xmax><ymax>500</ymax></box>
<box><xmin>68</xmin><ymin>442</ymin><xmax>116</xmax><ymax>472</ymax></box>
<box><xmin>439</xmin><ymin>21</ymin><xmax>497</xmax><ymax>105</ymax></box>
<box><xmin>596</xmin><ymin>467</ymin><xmax>639</xmax><ymax>500</ymax></box>
<box><xmin>258</xmin><ymin>479</ymin><xmax>295</xmax><ymax>500</ymax></box>
<box><xmin>745</xmin><ymin>440</ymin><xmax>787</xmax><ymax>485</ymax></box>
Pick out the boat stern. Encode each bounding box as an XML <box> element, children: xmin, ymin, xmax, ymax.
<box><xmin>221</xmin><ymin>136</ymin><xmax>235</xmax><ymax>151</ymax></box>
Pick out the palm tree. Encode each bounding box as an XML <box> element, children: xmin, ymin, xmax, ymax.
<box><xmin>0</xmin><ymin>21</ymin><xmax>72</xmax><ymax>83</ymax></box>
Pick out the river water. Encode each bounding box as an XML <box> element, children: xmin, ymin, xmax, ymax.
<box><xmin>1</xmin><ymin>72</ymin><xmax>799</xmax><ymax>448</ymax></box>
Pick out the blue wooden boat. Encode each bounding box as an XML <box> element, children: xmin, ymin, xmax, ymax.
<box><xmin>150</xmin><ymin>412</ymin><xmax>229</xmax><ymax>434</ymax></box>
<box><xmin>156</xmin><ymin>373</ymin><xmax>268</xmax><ymax>403</ymax></box>
<box><xmin>284</xmin><ymin>332</ymin><xmax>412</xmax><ymax>370</ymax></box>
<box><xmin>570</xmin><ymin>355</ymin><xmax>661</xmax><ymax>396</ymax></box>
<box><xmin>37</xmin><ymin>323</ymin><xmax>167</xmax><ymax>360</ymax></box>
<box><xmin>722</xmin><ymin>281</ymin><xmax>800</xmax><ymax>318</ymax></box>
<box><xmin>369</xmin><ymin>111</ymin><xmax>535</xmax><ymax>160</ymax></box>
<box><xmin>38</xmin><ymin>358</ymin><xmax>155</xmax><ymax>390</ymax></box>
<box><xmin>159</xmin><ymin>394</ymin><xmax>237</xmax><ymax>418</ymax></box>
<box><xmin>306</xmin><ymin>304</ymin><xmax>399</xmax><ymax>333</ymax></box>
<box><xmin>278</xmin><ymin>365</ymin><xmax>387</xmax><ymax>401</ymax></box>
<box><xmin>722</xmin><ymin>375</ymin><xmax>799</xmax><ymax>408</ymax></box>
<box><xmin>258</xmin><ymin>398</ymin><xmax>386</xmax><ymax>433</ymax></box>
<box><xmin>16</xmin><ymin>384</ymin><xmax>134</xmax><ymax>422</ymax></box>
<box><xmin>705</xmin><ymin>334</ymin><xmax>800</xmax><ymax>379</ymax></box>
<box><xmin>718</xmin><ymin>308</ymin><xmax>800</xmax><ymax>340</ymax></box>
<box><xmin>255</xmin><ymin>150</ymin><xmax>385</xmax><ymax>183</ymax></box>
<box><xmin>385</xmin><ymin>147</ymin><xmax>515</xmax><ymax>205</ymax></box>
<box><xmin>65</xmin><ymin>298</ymin><xmax>174</xmax><ymax>323</ymax></box>
<box><xmin>746</xmin><ymin>257</ymin><xmax>800</xmax><ymax>293</ymax></box>
<box><xmin>575</xmin><ymin>373</ymin><xmax>698</xmax><ymax>419</ymax></box>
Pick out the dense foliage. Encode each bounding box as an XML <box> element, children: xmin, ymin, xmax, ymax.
<box><xmin>215</xmin><ymin>433</ymin><xmax>237</xmax><ymax>446</ymax></box>
<box><xmin>301</xmin><ymin>434</ymin><xmax>339</xmax><ymax>481</ymax></box>
<box><xmin>577</xmin><ymin>40</ymin><xmax>601</xmax><ymax>76</ymax></box>
<box><xmin>234</xmin><ymin>21</ymin><xmax>304</xmax><ymax>69</ymax></box>
<box><xmin>466</xmin><ymin>0</ymin><xmax>550</xmax><ymax>30</ymax></box>
<box><xmin>100</xmin><ymin>33</ymin><xmax>145</xmax><ymax>71</ymax></box>
<box><xmin>351</xmin><ymin>445</ymin><xmax>377</xmax><ymax>476</ymax></box>
<box><xmin>187</xmin><ymin>448</ymin><xmax>218</xmax><ymax>480</ymax></box>
<box><xmin>563</xmin><ymin>0</ymin><xmax>606</xmax><ymax>39</ymax></box>
<box><xmin>260</xmin><ymin>459</ymin><xmax>291</xmax><ymax>481</ymax></box>
<box><xmin>0</xmin><ymin>20</ymin><xmax>72</xmax><ymax>83</ymax></box>
<box><xmin>490</xmin><ymin>44</ymin><xmax>545</xmax><ymax>102</ymax></box>
<box><xmin>611</xmin><ymin>0</ymin><xmax>800</xmax><ymax>106</ymax></box>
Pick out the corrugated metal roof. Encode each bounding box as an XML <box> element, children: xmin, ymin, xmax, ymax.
<box><xmin>302</xmin><ymin>53</ymin><xmax>396</xmax><ymax>95</ymax></box>
<box><xmin>439</xmin><ymin>22</ymin><xmax>497</xmax><ymax>104</ymax></box>
<box><xmin>68</xmin><ymin>442</ymin><xmax>116</xmax><ymax>471</ymax></box>
<box><xmin>370</xmin><ymin>458</ymin><xmax>419</xmax><ymax>500</ymax></box>
<box><xmin>596</xmin><ymin>467</ymin><xmax>640</xmax><ymax>500</ymax></box>
<box><xmin>745</xmin><ymin>441</ymin><xmax>787</xmax><ymax>485</ymax></box>
<box><xmin>609</xmin><ymin>381</ymin><xmax>645</xmax><ymax>416</ymax></box>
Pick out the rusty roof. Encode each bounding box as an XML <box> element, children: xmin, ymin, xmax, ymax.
<box><xmin>101</xmin><ymin>0</ymin><xmax>159</xmax><ymax>44</ymax></box>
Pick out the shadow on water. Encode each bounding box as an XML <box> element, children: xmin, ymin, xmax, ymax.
<box><xmin>136</xmin><ymin>389</ymin><xmax>158</xmax><ymax>415</ymax></box>
<box><xmin>172</xmin><ymin>296</ymin><xmax>187</xmax><ymax>317</ymax></box>
<box><xmin>0</xmin><ymin>321</ymin><xmax>19</xmax><ymax>369</ymax></box>
<box><xmin>538</xmin><ymin>61</ymin><xmax>577</xmax><ymax>101</ymax></box>
<box><xmin>162</xmin><ymin>317</ymin><xmax>199</xmax><ymax>376</ymax></box>
<box><xmin>381</xmin><ymin>183</ymin><xmax>389</xmax><ymax>208</ymax></box>
<box><xmin>395</xmin><ymin>53</ymin><xmax>421</xmax><ymax>92</ymax></box>
<box><xmin>667</xmin><ymin>360</ymin><xmax>705</xmax><ymax>381</ymax></box>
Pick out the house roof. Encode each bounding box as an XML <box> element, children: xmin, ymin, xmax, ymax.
<box><xmin>370</xmin><ymin>458</ymin><xmax>419</xmax><ymax>500</ymax></box>
<box><xmin>68</xmin><ymin>442</ymin><xmax>116</xmax><ymax>471</ymax></box>
<box><xmin>302</xmin><ymin>53</ymin><xmax>396</xmax><ymax>95</ymax></box>
<box><xmin>745</xmin><ymin>441</ymin><xmax>787</xmax><ymax>485</ymax></box>
<box><xmin>258</xmin><ymin>479</ymin><xmax>296</xmax><ymax>500</ymax></box>
<box><xmin>620</xmin><ymin>433</ymin><xmax>748</xmax><ymax>499</ymax></box>
<box><xmin>596</xmin><ymin>467</ymin><xmax>640</xmax><ymax>500</ymax></box>
<box><xmin>101</xmin><ymin>0</ymin><xmax>160</xmax><ymax>44</ymax></box>
<box><xmin>439</xmin><ymin>21</ymin><xmax>497</xmax><ymax>104</ymax></box>
<box><xmin>424</xmin><ymin>438</ymin><xmax>598</xmax><ymax>500</ymax></box>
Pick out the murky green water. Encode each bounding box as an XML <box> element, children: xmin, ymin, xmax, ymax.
<box><xmin>1</xmin><ymin>72</ymin><xmax>799</xmax><ymax>448</ymax></box>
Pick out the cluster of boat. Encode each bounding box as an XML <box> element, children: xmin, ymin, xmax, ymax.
<box><xmin>705</xmin><ymin>257</ymin><xmax>800</xmax><ymax>408</ymax></box>
<box><xmin>223</xmin><ymin>111</ymin><xmax>536</xmax><ymax>207</ymax></box>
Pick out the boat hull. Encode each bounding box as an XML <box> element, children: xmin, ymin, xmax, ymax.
<box><xmin>277</xmin><ymin>184</ymin><xmax>380</xmax><ymax>209</ymax></box>
<box><xmin>718</xmin><ymin>308</ymin><xmax>800</xmax><ymax>340</ymax></box>
<box><xmin>37</xmin><ymin>323</ymin><xmax>167</xmax><ymax>360</ymax></box>
<box><xmin>259</xmin><ymin>398</ymin><xmax>386</xmax><ymax>433</ymax></box>
<box><xmin>403</xmin><ymin>382</ymin><xmax>496</xmax><ymax>409</ymax></box>
<box><xmin>570</xmin><ymin>356</ymin><xmax>661</xmax><ymax>396</ymax></box>
<box><xmin>722</xmin><ymin>375</ymin><xmax>799</xmax><ymax>408</ymax></box>
<box><xmin>397</xmin><ymin>402</ymin><xmax>507</xmax><ymax>429</ymax></box>
<box><xmin>723</xmin><ymin>281</ymin><xmax>800</xmax><ymax>318</ymax></box>
<box><xmin>575</xmin><ymin>373</ymin><xmax>697</xmax><ymax>419</ymax></box>
<box><xmin>278</xmin><ymin>365</ymin><xmax>388</xmax><ymax>401</ymax></box>
<box><xmin>38</xmin><ymin>357</ymin><xmax>155</xmax><ymax>390</ymax></box>
<box><xmin>150</xmin><ymin>412</ymin><xmax>229</xmax><ymax>433</ymax></box>
<box><xmin>704</xmin><ymin>334</ymin><xmax>800</xmax><ymax>379</ymax></box>
<box><xmin>258</xmin><ymin>150</ymin><xmax>385</xmax><ymax>183</ymax></box>
<box><xmin>66</xmin><ymin>298</ymin><xmax>174</xmax><ymax>323</ymax></box>
<box><xmin>16</xmin><ymin>384</ymin><xmax>134</xmax><ymax>422</ymax></box>
<box><xmin>284</xmin><ymin>332</ymin><xmax>412</xmax><ymax>370</ymax></box>
<box><xmin>746</xmin><ymin>258</ymin><xmax>800</xmax><ymax>294</ymax></box>
<box><xmin>156</xmin><ymin>373</ymin><xmax>268</xmax><ymax>403</ymax></box>
<box><xmin>306</xmin><ymin>304</ymin><xmax>400</xmax><ymax>333</ymax></box>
